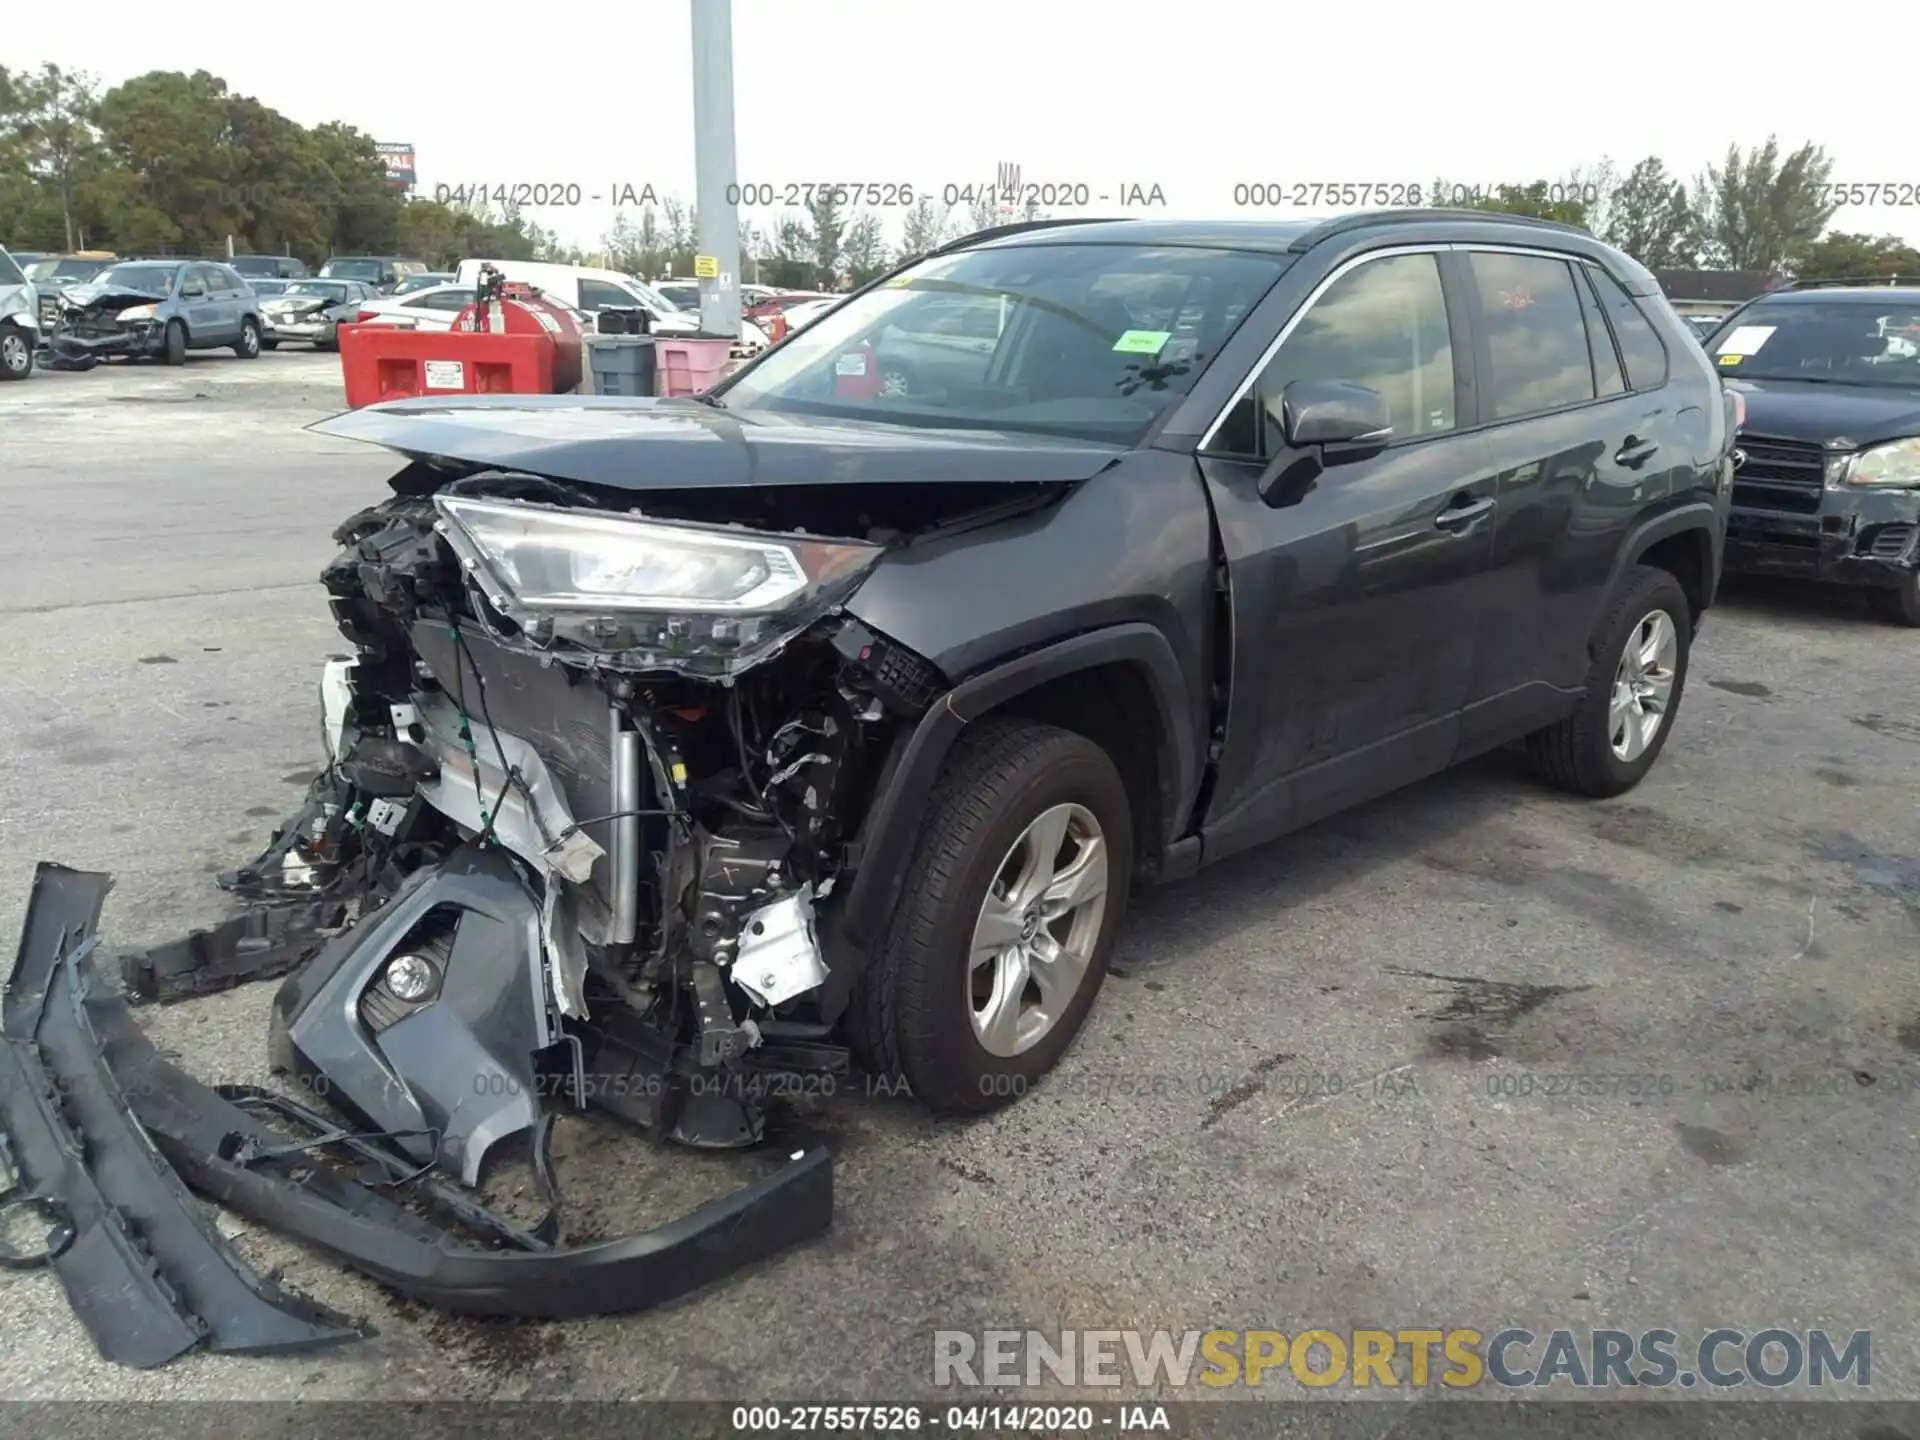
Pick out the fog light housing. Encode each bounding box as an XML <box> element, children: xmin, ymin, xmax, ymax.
<box><xmin>384</xmin><ymin>952</ymin><xmax>438</xmax><ymax>1001</ymax></box>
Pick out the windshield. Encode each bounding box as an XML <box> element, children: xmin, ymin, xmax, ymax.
<box><xmin>230</xmin><ymin>257</ymin><xmax>281</xmax><ymax>274</ymax></box>
<box><xmin>93</xmin><ymin>263</ymin><xmax>181</xmax><ymax>294</ymax></box>
<box><xmin>622</xmin><ymin>276</ymin><xmax>682</xmax><ymax>312</ymax></box>
<box><xmin>655</xmin><ymin>283</ymin><xmax>700</xmax><ymax>308</ymax></box>
<box><xmin>716</xmin><ymin>243</ymin><xmax>1286</xmax><ymax>442</ymax></box>
<box><xmin>1710</xmin><ymin>299</ymin><xmax>1920</xmax><ymax>386</ymax></box>
<box><xmin>284</xmin><ymin>281</ymin><xmax>352</xmax><ymax>301</ymax></box>
<box><xmin>320</xmin><ymin>259</ymin><xmax>383</xmax><ymax>281</ymax></box>
<box><xmin>0</xmin><ymin>251</ymin><xmax>23</xmax><ymax>286</ymax></box>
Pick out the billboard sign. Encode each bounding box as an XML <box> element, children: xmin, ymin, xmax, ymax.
<box><xmin>376</xmin><ymin>142</ymin><xmax>416</xmax><ymax>189</ymax></box>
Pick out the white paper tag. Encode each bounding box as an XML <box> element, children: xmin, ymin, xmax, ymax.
<box><xmin>835</xmin><ymin>352</ymin><xmax>868</xmax><ymax>376</ymax></box>
<box><xmin>424</xmin><ymin>359</ymin><xmax>466</xmax><ymax>389</ymax></box>
<box><xmin>1715</xmin><ymin>325</ymin><xmax>1775</xmax><ymax>357</ymax></box>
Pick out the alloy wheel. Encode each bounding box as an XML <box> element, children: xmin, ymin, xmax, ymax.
<box><xmin>1</xmin><ymin>332</ymin><xmax>26</xmax><ymax>375</ymax></box>
<box><xmin>967</xmin><ymin>802</ymin><xmax>1109</xmax><ymax>1058</ymax></box>
<box><xmin>1609</xmin><ymin>609</ymin><xmax>1678</xmax><ymax>761</ymax></box>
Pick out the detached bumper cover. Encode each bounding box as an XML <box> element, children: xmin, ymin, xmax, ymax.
<box><xmin>0</xmin><ymin>863</ymin><xmax>362</xmax><ymax>1367</ymax></box>
<box><xmin>6</xmin><ymin>860</ymin><xmax>835</xmax><ymax>1337</ymax></box>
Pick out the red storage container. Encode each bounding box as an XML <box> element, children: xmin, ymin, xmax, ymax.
<box><xmin>337</xmin><ymin>325</ymin><xmax>559</xmax><ymax>408</ymax></box>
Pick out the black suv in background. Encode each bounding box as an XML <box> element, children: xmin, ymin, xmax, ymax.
<box><xmin>1705</xmin><ymin>280</ymin><xmax>1920</xmax><ymax>624</ymax></box>
<box><xmin>229</xmin><ymin>253</ymin><xmax>310</xmax><ymax>280</ymax></box>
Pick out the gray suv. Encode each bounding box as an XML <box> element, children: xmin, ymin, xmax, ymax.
<box><xmin>23</xmin><ymin>211</ymin><xmax>1735</xmax><ymax>1321</ymax></box>
<box><xmin>47</xmin><ymin>260</ymin><xmax>265</xmax><ymax>366</ymax></box>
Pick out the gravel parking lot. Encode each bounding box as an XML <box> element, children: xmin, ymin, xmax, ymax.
<box><xmin>1</xmin><ymin>350</ymin><xmax>1917</xmax><ymax>1409</ymax></box>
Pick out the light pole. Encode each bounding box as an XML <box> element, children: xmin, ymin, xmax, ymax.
<box><xmin>690</xmin><ymin>0</ymin><xmax>742</xmax><ymax>338</ymax></box>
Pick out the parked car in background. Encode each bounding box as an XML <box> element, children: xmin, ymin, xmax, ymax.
<box><xmin>1705</xmin><ymin>280</ymin><xmax>1920</xmax><ymax>624</ymax></box>
<box><xmin>47</xmin><ymin>259</ymin><xmax>263</xmax><ymax>366</ymax></box>
<box><xmin>452</xmin><ymin>258</ymin><xmax>771</xmax><ymax>348</ymax></box>
<box><xmin>25</xmin><ymin>253</ymin><xmax>118</xmax><ymax>331</ymax></box>
<box><xmin>777</xmin><ymin>295</ymin><xmax>838</xmax><ymax>334</ymax></box>
<box><xmin>652</xmin><ymin>279</ymin><xmax>701</xmax><ymax>309</ymax></box>
<box><xmin>248</xmin><ymin>277</ymin><xmax>294</xmax><ymax>298</ymax></box>
<box><xmin>8</xmin><ymin>251</ymin><xmax>49</xmax><ymax>269</ymax></box>
<box><xmin>318</xmin><ymin>256</ymin><xmax>428</xmax><ymax>294</ymax></box>
<box><xmin>0</xmin><ymin>247</ymin><xmax>39</xmax><ymax>380</ymax></box>
<box><xmin>350</xmin><ymin>283</ymin><xmax>481</xmax><ymax>331</ymax></box>
<box><xmin>258</xmin><ymin>279</ymin><xmax>380</xmax><ymax>350</ymax></box>
<box><xmin>229</xmin><ymin>254</ymin><xmax>310</xmax><ymax>280</ymax></box>
<box><xmin>392</xmin><ymin>271</ymin><xmax>456</xmax><ymax>296</ymax></box>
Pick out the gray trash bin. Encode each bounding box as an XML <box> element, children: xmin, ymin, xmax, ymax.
<box><xmin>583</xmin><ymin>334</ymin><xmax>658</xmax><ymax>397</ymax></box>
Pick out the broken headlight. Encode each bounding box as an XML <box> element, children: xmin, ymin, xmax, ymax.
<box><xmin>432</xmin><ymin>494</ymin><xmax>884</xmax><ymax>675</ymax></box>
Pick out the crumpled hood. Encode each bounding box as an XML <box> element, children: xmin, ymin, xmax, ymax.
<box><xmin>1728</xmin><ymin>375</ymin><xmax>1920</xmax><ymax>447</ymax></box>
<box><xmin>62</xmin><ymin>283</ymin><xmax>169</xmax><ymax>312</ymax></box>
<box><xmin>307</xmin><ymin>395</ymin><xmax>1125</xmax><ymax>491</ymax></box>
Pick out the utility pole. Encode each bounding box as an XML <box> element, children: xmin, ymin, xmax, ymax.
<box><xmin>690</xmin><ymin>0</ymin><xmax>742</xmax><ymax>338</ymax></box>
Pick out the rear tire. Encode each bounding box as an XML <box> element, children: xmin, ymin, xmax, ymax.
<box><xmin>845</xmin><ymin>718</ymin><xmax>1133</xmax><ymax>1115</ymax></box>
<box><xmin>1869</xmin><ymin>571</ymin><xmax>1920</xmax><ymax>627</ymax></box>
<box><xmin>1524</xmin><ymin>565</ymin><xmax>1692</xmax><ymax>798</ymax></box>
<box><xmin>163</xmin><ymin>320</ymin><xmax>187</xmax><ymax>366</ymax></box>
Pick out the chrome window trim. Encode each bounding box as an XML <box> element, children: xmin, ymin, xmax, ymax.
<box><xmin>1197</xmin><ymin>239</ymin><xmax>1594</xmax><ymax>452</ymax></box>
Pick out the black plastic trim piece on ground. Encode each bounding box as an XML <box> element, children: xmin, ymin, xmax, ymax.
<box><xmin>0</xmin><ymin>863</ymin><xmax>364</xmax><ymax>1368</ymax></box>
<box><xmin>120</xmin><ymin>898</ymin><xmax>348</xmax><ymax>1005</ymax></box>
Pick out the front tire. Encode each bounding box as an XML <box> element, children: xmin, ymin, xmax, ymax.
<box><xmin>1870</xmin><ymin>571</ymin><xmax>1920</xmax><ymax>627</ymax></box>
<box><xmin>1524</xmin><ymin>565</ymin><xmax>1692</xmax><ymax>797</ymax></box>
<box><xmin>233</xmin><ymin>316</ymin><xmax>261</xmax><ymax>358</ymax></box>
<box><xmin>0</xmin><ymin>324</ymin><xmax>32</xmax><ymax>380</ymax></box>
<box><xmin>847</xmin><ymin>719</ymin><xmax>1133</xmax><ymax>1114</ymax></box>
<box><xmin>163</xmin><ymin>320</ymin><xmax>187</xmax><ymax>366</ymax></box>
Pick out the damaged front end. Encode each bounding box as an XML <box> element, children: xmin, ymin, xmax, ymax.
<box><xmin>44</xmin><ymin>286</ymin><xmax>171</xmax><ymax>369</ymax></box>
<box><xmin>277</xmin><ymin>475</ymin><xmax>944</xmax><ymax>1167</ymax></box>
<box><xmin>37</xmin><ymin>460</ymin><xmax>984</xmax><ymax>1334</ymax></box>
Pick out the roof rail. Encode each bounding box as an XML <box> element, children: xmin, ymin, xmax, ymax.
<box><xmin>928</xmin><ymin>215</ymin><xmax>1130</xmax><ymax>256</ymax></box>
<box><xmin>1287</xmin><ymin>207</ymin><xmax>1592</xmax><ymax>253</ymax></box>
<box><xmin>1780</xmin><ymin>274</ymin><xmax>1916</xmax><ymax>290</ymax></box>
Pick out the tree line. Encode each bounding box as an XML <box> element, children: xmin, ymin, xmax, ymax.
<box><xmin>7</xmin><ymin>62</ymin><xmax>1918</xmax><ymax>289</ymax></box>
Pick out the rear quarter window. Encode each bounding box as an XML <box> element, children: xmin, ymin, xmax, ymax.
<box><xmin>1586</xmin><ymin>266</ymin><xmax>1670</xmax><ymax>391</ymax></box>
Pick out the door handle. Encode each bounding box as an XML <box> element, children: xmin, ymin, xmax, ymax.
<box><xmin>1616</xmin><ymin>437</ymin><xmax>1659</xmax><ymax>467</ymax></box>
<box><xmin>1434</xmin><ymin>495</ymin><xmax>1495</xmax><ymax>532</ymax></box>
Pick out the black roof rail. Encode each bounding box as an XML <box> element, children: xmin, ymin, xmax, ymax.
<box><xmin>1780</xmin><ymin>274</ymin><xmax>1917</xmax><ymax>290</ymax></box>
<box><xmin>1287</xmin><ymin>207</ymin><xmax>1592</xmax><ymax>253</ymax></box>
<box><xmin>928</xmin><ymin>215</ymin><xmax>1131</xmax><ymax>256</ymax></box>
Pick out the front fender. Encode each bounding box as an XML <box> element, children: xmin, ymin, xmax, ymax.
<box><xmin>832</xmin><ymin>621</ymin><xmax>1196</xmax><ymax>962</ymax></box>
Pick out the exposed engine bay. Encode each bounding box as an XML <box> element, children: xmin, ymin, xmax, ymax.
<box><xmin>285</xmin><ymin>468</ymin><xmax>972</xmax><ymax>1165</ymax></box>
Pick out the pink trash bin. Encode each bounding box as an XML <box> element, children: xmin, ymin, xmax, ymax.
<box><xmin>653</xmin><ymin>337</ymin><xmax>734</xmax><ymax>397</ymax></box>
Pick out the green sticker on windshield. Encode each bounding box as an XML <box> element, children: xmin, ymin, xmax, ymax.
<box><xmin>1113</xmin><ymin>329</ymin><xmax>1171</xmax><ymax>355</ymax></box>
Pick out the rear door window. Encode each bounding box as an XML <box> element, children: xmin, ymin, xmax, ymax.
<box><xmin>1466</xmin><ymin>251</ymin><xmax>1595</xmax><ymax>420</ymax></box>
<box><xmin>578</xmin><ymin>278</ymin><xmax>639</xmax><ymax>310</ymax></box>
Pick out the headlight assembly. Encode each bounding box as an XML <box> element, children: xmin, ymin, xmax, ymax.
<box><xmin>1844</xmin><ymin>437</ymin><xmax>1920</xmax><ymax>488</ymax></box>
<box><xmin>432</xmin><ymin>494</ymin><xmax>884</xmax><ymax>676</ymax></box>
<box><xmin>115</xmin><ymin>304</ymin><xmax>157</xmax><ymax>321</ymax></box>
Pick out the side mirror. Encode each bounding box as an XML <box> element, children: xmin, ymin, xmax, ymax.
<box><xmin>1255</xmin><ymin>380</ymin><xmax>1393</xmax><ymax>505</ymax></box>
<box><xmin>1279</xmin><ymin>379</ymin><xmax>1393</xmax><ymax>448</ymax></box>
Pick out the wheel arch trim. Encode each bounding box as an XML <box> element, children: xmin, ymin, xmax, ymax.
<box><xmin>836</xmin><ymin>622</ymin><xmax>1195</xmax><ymax>953</ymax></box>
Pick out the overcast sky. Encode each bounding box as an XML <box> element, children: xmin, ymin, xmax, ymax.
<box><xmin>21</xmin><ymin>0</ymin><xmax>1920</xmax><ymax>255</ymax></box>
